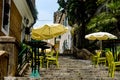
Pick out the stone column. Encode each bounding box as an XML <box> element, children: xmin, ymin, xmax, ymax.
<box><xmin>0</xmin><ymin>51</ymin><xmax>8</xmax><ymax>80</ymax></box>
<box><xmin>0</xmin><ymin>36</ymin><xmax>18</xmax><ymax>76</ymax></box>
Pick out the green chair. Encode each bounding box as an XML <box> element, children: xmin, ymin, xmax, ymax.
<box><xmin>106</xmin><ymin>51</ymin><xmax>120</xmax><ymax>78</ymax></box>
<box><xmin>45</xmin><ymin>49</ymin><xmax>54</xmax><ymax>57</ymax></box>
<box><xmin>46</xmin><ymin>50</ymin><xmax>59</xmax><ymax>69</ymax></box>
<box><xmin>106</xmin><ymin>51</ymin><xmax>113</xmax><ymax>77</ymax></box>
<box><xmin>92</xmin><ymin>50</ymin><xmax>106</xmax><ymax>67</ymax></box>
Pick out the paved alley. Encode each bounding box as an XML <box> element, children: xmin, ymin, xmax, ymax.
<box><xmin>38</xmin><ymin>56</ymin><xmax>120</xmax><ymax>80</ymax></box>
<box><xmin>5</xmin><ymin>56</ymin><xmax>120</xmax><ymax>80</ymax></box>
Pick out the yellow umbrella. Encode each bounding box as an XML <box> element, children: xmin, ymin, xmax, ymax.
<box><xmin>85</xmin><ymin>32</ymin><xmax>117</xmax><ymax>50</ymax></box>
<box><xmin>32</xmin><ymin>24</ymin><xmax>68</xmax><ymax>40</ymax></box>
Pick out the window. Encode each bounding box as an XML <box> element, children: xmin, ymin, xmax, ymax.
<box><xmin>2</xmin><ymin>0</ymin><xmax>11</xmax><ymax>35</ymax></box>
<box><xmin>63</xmin><ymin>16</ymin><xmax>67</xmax><ymax>26</ymax></box>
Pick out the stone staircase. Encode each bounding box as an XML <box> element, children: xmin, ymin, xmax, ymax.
<box><xmin>4</xmin><ymin>56</ymin><xmax>120</xmax><ymax>80</ymax></box>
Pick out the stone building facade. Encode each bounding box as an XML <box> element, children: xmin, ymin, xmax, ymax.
<box><xmin>0</xmin><ymin>0</ymin><xmax>37</xmax><ymax>42</ymax></box>
<box><xmin>0</xmin><ymin>0</ymin><xmax>37</xmax><ymax>78</ymax></box>
<box><xmin>54</xmin><ymin>11</ymin><xmax>72</xmax><ymax>53</ymax></box>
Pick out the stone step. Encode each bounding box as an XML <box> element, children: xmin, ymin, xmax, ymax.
<box><xmin>15</xmin><ymin>56</ymin><xmax>120</xmax><ymax>80</ymax></box>
<box><xmin>4</xmin><ymin>77</ymin><xmax>40</xmax><ymax>80</ymax></box>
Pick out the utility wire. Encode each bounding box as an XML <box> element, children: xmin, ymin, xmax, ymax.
<box><xmin>37</xmin><ymin>20</ymin><xmax>53</xmax><ymax>21</ymax></box>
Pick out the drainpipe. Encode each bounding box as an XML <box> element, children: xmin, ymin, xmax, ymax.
<box><xmin>25</xmin><ymin>0</ymin><xmax>37</xmax><ymax>41</ymax></box>
<box><xmin>26</xmin><ymin>0</ymin><xmax>37</xmax><ymax>28</ymax></box>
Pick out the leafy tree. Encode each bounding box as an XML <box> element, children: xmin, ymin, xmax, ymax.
<box><xmin>58</xmin><ymin>0</ymin><xmax>99</xmax><ymax>49</ymax></box>
<box><xmin>87</xmin><ymin>0</ymin><xmax>120</xmax><ymax>33</ymax></box>
<box><xmin>58</xmin><ymin>0</ymin><xmax>120</xmax><ymax>50</ymax></box>
<box><xmin>106</xmin><ymin>0</ymin><xmax>120</xmax><ymax>31</ymax></box>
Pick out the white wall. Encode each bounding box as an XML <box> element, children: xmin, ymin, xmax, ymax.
<box><xmin>59</xmin><ymin>26</ymin><xmax>72</xmax><ymax>53</ymax></box>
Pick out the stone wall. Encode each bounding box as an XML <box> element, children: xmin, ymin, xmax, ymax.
<box><xmin>71</xmin><ymin>46</ymin><xmax>93</xmax><ymax>60</ymax></box>
<box><xmin>0</xmin><ymin>51</ymin><xmax>8</xmax><ymax>80</ymax></box>
<box><xmin>10</xmin><ymin>1</ymin><xmax>22</xmax><ymax>43</ymax></box>
<box><xmin>0</xmin><ymin>36</ymin><xmax>18</xmax><ymax>76</ymax></box>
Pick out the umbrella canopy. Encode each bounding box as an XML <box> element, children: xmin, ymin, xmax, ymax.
<box><xmin>85</xmin><ymin>32</ymin><xmax>117</xmax><ymax>40</ymax></box>
<box><xmin>32</xmin><ymin>24</ymin><xmax>68</xmax><ymax>40</ymax></box>
<box><xmin>85</xmin><ymin>32</ymin><xmax>117</xmax><ymax>50</ymax></box>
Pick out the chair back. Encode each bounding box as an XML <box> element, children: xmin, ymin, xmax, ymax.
<box><xmin>106</xmin><ymin>51</ymin><xmax>114</xmax><ymax>66</ymax></box>
<box><xmin>46</xmin><ymin>49</ymin><xmax>55</xmax><ymax>57</ymax></box>
<box><xmin>56</xmin><ymin>50</ymin><xmax>59</xmax><ymax>60</ymax></box>
<box><xmin>108</xmin><ymin>51</ymin><xmax>114</xmax><ymax>62</ymax></box>
<box><xmin>50</xmin><ymin>50</ymin><xmax>55</xmax><ymax>56</ymax></box>
<box><xmin>106</xmin><ymin>51</ymin><xmax>111</xmax><ymax>67</ymax></box>
<box><xmin>96</xmin><ymin>50</ymin><xmax>102</xmax><ymax>58</ymax></box>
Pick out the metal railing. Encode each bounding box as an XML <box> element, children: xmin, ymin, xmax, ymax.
<box><xmin>17</xmin><ymin>43</ymin><xmax>31</xmax><ymax>74</ymax></box>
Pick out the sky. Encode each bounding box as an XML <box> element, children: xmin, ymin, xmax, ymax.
<box><xmin>33</xmin><ymin>0</ymin><xmax>59</xmax><ymax>28</ymax></box>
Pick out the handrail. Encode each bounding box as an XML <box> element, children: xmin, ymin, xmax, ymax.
<box><xmin>18</xmin><ymin>44</ymin><xmax>27</xmax><ymax>56</ymax></box>
<box><xmin>17</xmin><ymin>43</ymin><xmax>32</xmax><ymax>75</ymax></box>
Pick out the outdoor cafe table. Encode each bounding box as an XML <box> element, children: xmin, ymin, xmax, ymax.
<box><xmin>25</xmin><ymin>40</ymin><xmax>50</xmax><ymax>78</ymax></box>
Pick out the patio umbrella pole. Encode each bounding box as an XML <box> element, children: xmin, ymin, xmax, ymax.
<box><xmin>100</xmin><ymin>40</ymin><xmax>102</xmax><ymax>50</ymax></box>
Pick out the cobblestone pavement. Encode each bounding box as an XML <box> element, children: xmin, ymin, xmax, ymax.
<box><xmin>38</xmin><ymin>56</ymin><xmax>120</xmax><ymax>80</ymax></box>
<box><xmin>4</xmin><ymin>56</ymin><xmax>120</xmax><ymax>80</ymax></box>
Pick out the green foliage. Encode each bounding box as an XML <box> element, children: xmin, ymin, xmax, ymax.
<box><xmin>58</xmin><ymin>0</ymin><xmax>99</xmax><ymax>26</ymax></box>
<box><xmin>87</xmin><ymin>12</ymin><xmax>117</xmax><ymax>31</ymax></box>
<box><xmin>57</xmin><ymin>0</ymin><xmax>66</xmax><ymax>8</ymax></box>
<box><xmin>57</xmin><ymin>0</ymin><xmax>100</xmax><ymax>48</ymax></box>
<box><xmin>87</xmin><ymin>0</ymin><xmax>120</xmax><ymax>33</ymax></box>
<box><xmin>96</xmin><ymin>0</ymin><xmax>106</xmax><ymax>5</ymax></box>
<box><xmin>106</xmin><ymin>0</ymin><xmax>120</xmax><ymax>14</ymax></box>
<box><xmin>57</xmin><ymin>0</ymin><xmax>120</xmax><ymax>49</ymax></box>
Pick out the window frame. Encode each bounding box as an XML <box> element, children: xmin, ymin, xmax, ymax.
<box><xmin>1</xmin><ymin>0</ymin><xmax>11</xmax><ymax>35</ymax></box>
